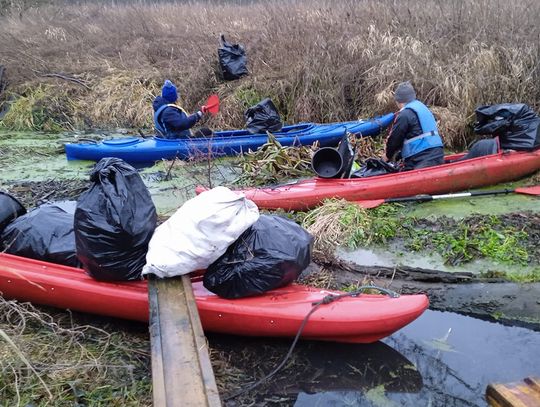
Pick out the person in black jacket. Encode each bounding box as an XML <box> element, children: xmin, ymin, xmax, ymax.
<box><xmin>152</xmin><ymin>80</ymin><xmax>209</xmax><ymax>139</ymax></box>
<box><xmin>384</xmin><ymin>82</ymin><xmax>444</xmax><ymax>170</ymax></box>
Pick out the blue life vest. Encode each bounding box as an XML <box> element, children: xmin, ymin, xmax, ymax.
<box><xmin>153</xmin><ymin>104</ymin><xmax>190</xmax><ymax>138</ymax></box>
<box><xmin>401</xmin><ymin>100</ymin><xmax>443</xmax><ymax>159</ymax></box>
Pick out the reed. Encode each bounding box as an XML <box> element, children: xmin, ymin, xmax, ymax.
<box><xmin>0</xmin><ymin>0</ymin><xmax>539</xmax><ymax>147</ymax></box>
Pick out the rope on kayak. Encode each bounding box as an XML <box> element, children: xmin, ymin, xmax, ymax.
<box><xmin>223</xmin><ymin>285</ymin><xmax>399</xmax><ymax>401</ymax></box>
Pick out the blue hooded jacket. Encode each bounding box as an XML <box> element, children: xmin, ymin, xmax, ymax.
<box><xmin>152</xmin><ymin>96</ymin><xmax>201</xmax><ymax>139</ymax></box>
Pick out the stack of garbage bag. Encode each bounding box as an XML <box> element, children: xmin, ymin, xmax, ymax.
<box><xmin>474</xmin><ymin>103</ymin><xmax>540</xmax><ymax>151</ymax></box>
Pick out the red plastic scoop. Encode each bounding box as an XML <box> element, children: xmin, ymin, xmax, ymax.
<box><xmin>203</xmin><ymin>94</ymin><xmax>220</xmax><ymax>116</ymax></box>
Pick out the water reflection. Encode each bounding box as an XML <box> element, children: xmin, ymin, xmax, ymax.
<box><xmin>209</xmin><ymin>335</ymin><xmax>423</xmax><ymax>406</ymax></box>
<box><xmin>383</xmin><ymin>310</ymin><xmax>540</xmax><ymax>407</ymax></box>
<box><xmin>212</xmin><ymin>310</ymin><xmax>540</xmax><ymax>407</ymax></box>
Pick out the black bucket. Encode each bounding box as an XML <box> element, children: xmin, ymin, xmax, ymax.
<box><xmin>312</xmin><ymin>147</ymin><xmax>344</xmax><ymax>178</ymax></box>
<box><xmin>0</xmin><ymin>191</ymin><xmax>26</xmax><ymax>233</ymax></box>
<box><xmin>312</xmin><ymin>131</ymin><xmax>355</xmax><ymax>179</ymax></box>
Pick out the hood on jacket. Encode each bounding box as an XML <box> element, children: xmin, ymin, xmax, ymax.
<box><xmin>152</xmin><ymin>96</ymin><xmax>169</xmax><ymax>112</ymax></box>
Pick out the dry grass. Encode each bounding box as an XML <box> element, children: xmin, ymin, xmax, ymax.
<box><xmin>1</xmin><ymin>0</ymin><xmax>540</xmax><ymax>147</ymax></box>
<box><xmin>301</xmin><ymin>199</ymin><xmax>403</xmax><ymax>260</ymax></box>
<box><xmin>0</xmin><ymin>297</ymin><xmax>275</xmax><ymax>405</ymax></box>
<box><xmin>0</xmin><ymin>298</ymin><xmax>152</xmax><ymax>406</ymax></box>
<box><xmin>297</xmin><ymin>267</ymin><xmax>338</xmax><ymax>290</ymax></box>
<box><xmin>301</xmin><ymin>199</ymin><xmax>372</xmax><ymax>259</ymax></box>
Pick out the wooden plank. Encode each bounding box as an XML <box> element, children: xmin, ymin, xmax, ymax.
<box><xmin>148</xmin><ymin>279</ymin><xmax>167</xmax><ymax>407</ymax></box>
<box><xmin>148</xmin><ymin>275</ymin><xmax>221</xmax><ymax>406</ymax></box>
<box><xmin>486</xmin><ymin>377</ymin><xmax>540</xmax><ymax>407</ymax></box>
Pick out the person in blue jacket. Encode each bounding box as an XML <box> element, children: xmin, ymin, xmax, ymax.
<box><xmin>152</xmin><ymin>80</ymin><xmax>209</xmax><ymax>138</ymax></box>
<box><xmin>384</xmin><ymin>81</ymin><xmax>444</xmax><ymax>170</ymax></box>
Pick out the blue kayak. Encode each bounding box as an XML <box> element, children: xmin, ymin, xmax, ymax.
<box><xmin>64</xmin><ymin>113</ymin><xmax>394</xmax><ymax>163</ymax></box>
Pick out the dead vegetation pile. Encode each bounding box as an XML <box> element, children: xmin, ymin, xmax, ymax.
<box><xmin>5</xmin><ymin>179</ymin><xmax>89</xmax><ymax>208</ymax></box>
<box><xmin>0</xmin><ymin>298</ymin><xmax>152</xmax><ymax>405</ymax></box>
<box><xmin>234</xmin><ymin>133</ymin><xmax>316</xmax><ymax>186</ymax></box>
<box><xmin>1</xmin><ymin>0</ymin><xmax>540</xmax><ymax>148</ymax></box>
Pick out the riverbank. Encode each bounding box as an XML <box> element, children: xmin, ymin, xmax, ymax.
<box><xmin>2</xmin><ymin>0</ymin><xmax>540</xmax><ymax>151</ymax></box>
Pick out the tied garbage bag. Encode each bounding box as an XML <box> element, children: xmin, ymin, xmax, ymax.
<box><xmin>218</xmin><ymin>34</ymin><xmax>248</xmax><ymax>81</ymax></box>
<box><xmin>1</xmin><ymin>201</ymin><xmax>79</xmax><ymax>267</ymax></box>
<box><xmin>203</xmin><ymin>215</ymin><xmax>313</xmax><ymax>299</ymax></box>
<box><xmin>244</xmin><ymin>98</ymin><xmax>283</xmax><ymax>134</ymax></box>
<box><xmin>474</xmin><ymin>103</ymin><xmax>540</xmax><ymax>151</ymax></box>
<box><xmin>142</xmin><ymin>187</ymin><xmax>259</xmax><ymax>278</ymax></box>
<box><xmin>75</xmin><ymin>158</ymin><xmax>157</xmax><ymax>281</ymax></box>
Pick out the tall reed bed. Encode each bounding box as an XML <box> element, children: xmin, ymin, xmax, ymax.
<box><xmin>0</xmin><ymin>0</ymin><xmax>539</xmax><ymax>147</ymax></box>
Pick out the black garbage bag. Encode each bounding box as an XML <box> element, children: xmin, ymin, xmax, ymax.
<box><xmin>218</xmin><ymin>34</ymin><xmax>248</xmax><ymax>81</ymax></box>
<box><xmin>0</xmin><ymin>190</ymin><xmax>26</xmax><ymax>235</ymax></box>
<box><xmin>203</xmin><ymin>215</ymin><xmax>313</xmax><ymax>299</ymax></box>
<box><xmin>74</xmin><ymin>158</ymin><xmax>157</xmax><ymax>281</ymax></box>
<box><xmin>474</xmin><ymin>103</ymin><xmax>540</xmax><ymax>151</ymax></box>
<box><xmin>352</xmin><ymin>158</ymin><xmax>399</xmax><ymax>178</ymax></box>
<box><xmin>244</xmin><ymin>98</ymin><xmax>283</xmax><ymax>134</ymax></box>
<box><xmin>1</xmin><ymin>201</ymin><xmax>79</xmax><ymax>267</ymax></box>
<box><xmin>459</xmin><ymin>138</ymin><xmax>499</xmax><ymax>161</ymax></box>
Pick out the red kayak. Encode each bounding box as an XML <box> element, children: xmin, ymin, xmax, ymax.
<box><xmin>203</xmin><ymin>150</ymin><xmax>540</xmax><ymax>210</ymax></box>
<box><xmin>0</xmin><ymin>253</ymin><xmax>428</xmax><ymax>343</ymax></box>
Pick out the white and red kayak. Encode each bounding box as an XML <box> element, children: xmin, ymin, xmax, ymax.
<box><xmin>0</xmin><ymin>253</ymin><xmax>428</xmax><ymax>343</ymax></box>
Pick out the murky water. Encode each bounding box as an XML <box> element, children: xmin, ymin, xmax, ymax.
<box><xmin>0</xmin><ymin>131</ymin><xmax>237</xmax><ymax>214</ymax></box>
<box><xmin>213</xmin><ymin>310</ymin><xmax>540</xmax><ymax>407</ymax></box>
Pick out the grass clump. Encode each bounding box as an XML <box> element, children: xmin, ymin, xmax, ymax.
<box><xmin>1</xmin><ymin>85</ymin><xmax>76</xmax><ymax>132</ymax></box>
<box><xmin>79</xmin><ymin>70</ymin><xmax>161</xmax><ymax>129</ymax></box>
<box><xmin>234</xmin><ymin>133</ymin><xmax>316</xmax><ymax>186</ymax></box>
<box><xmin>233</xmin><ymin>86</ymin><xmax>265</xmax><ymax>110</ymax></box>
<box><xmin>301</xmin><ymin>199</ymin><xmax>404</xmax><ymax>258</ymax></box>
<box><xmin>504</xmin><ymin>268</ymin><xmax>540</xmax><ymax>283</ymax></box>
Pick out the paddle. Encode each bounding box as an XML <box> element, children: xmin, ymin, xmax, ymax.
<box><xmin>354</xmin><ymin>186</ymin><xmax>540</xmax><ymax>209</ymax></box>
<box><xmin>202</xmin><ymin>94</ymin><xmax>220</xmax><ymax>116</ymax></box>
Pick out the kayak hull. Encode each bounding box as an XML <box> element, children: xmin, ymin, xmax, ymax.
<box><xmin>64</xmin><ymin>114</ymin><xmax>395</xmax><ymax>163</ymax></box>
<box><xmin>226</xmin><ymin>150</ymin><xmax>540</xmax><ymax>210</ymax></box>
<box><xmin>0</xmin><ymin>253</ymin><xmax>428</xmax><ymax>343</ymax></box>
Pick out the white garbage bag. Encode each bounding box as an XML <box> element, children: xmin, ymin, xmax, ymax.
<box><xmin>142</xmin><ymin>186</ymin><xmax>259</xmax><ymax>278</ymax></box>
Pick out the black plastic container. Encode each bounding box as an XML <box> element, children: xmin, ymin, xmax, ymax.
<box><xmin>312</xmin><ymin>147</ymin><xmax>344</xmax><ymax>178</ymax></box>
<box><xmin>311</xmin><ymin>132</ymin><xmax>355</xmax><ymax>178</ymax></box>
